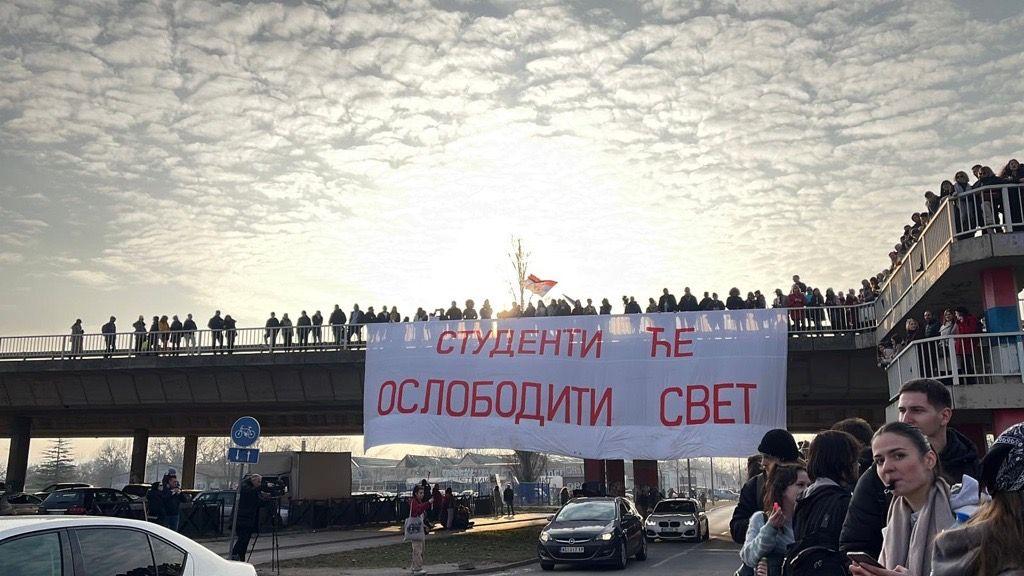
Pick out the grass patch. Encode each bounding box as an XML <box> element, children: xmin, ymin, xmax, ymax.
<box><xmin>276</xmin><ymin>525</ymin><xmax>543</xmax><ymax>569</ymax></box>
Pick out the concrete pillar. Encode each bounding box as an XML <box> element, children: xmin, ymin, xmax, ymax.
<box><xmin>583</xmin><ymin>459</ymin><xmax>605</xmax><ymax>495</ymax></box>
<box><xmin>994</xmin><ymin>409</ymin><xmax>1024</xmax><ymax>437</ymax></box>
<box><xmin>181</xmin><ymin>435</ymin><xmax>199</xmax><ymax>489</ymax></box>
<box><xmin>633</xmin><ymin>459</ymin><xmax>659</xmax><ymax>513</ymax></box>
<box><xmin>979</xmin><ymin>268</ymin><xmax>1020</xmax><ymax>333</ymax></box>
<box><xmin>5</xmin><ymin>417</ymin><xmax>31</xmax><ymax>493</ymax></box>
<box><xmin>129</xmin><ymin>429</ymin><xmax>149</xmax><ymax>484</ymax></box>
<box><xmin>606</xmin><ymin>460</ymin><xmax>626</xmax><ymax>496</ymax></box>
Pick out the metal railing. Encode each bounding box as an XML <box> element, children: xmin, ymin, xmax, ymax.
<box><xmin>0</xmin><ymin>304</ymin><xmax>878</xmax><ymax>362</ymax></box>
<box><xmin>876</xmin><ymin>184</ymin><xmax>1024</xmax><ymax>333</ymax></box>
<box><xmin>0</xmin><ymin>325</ymin><xmax>369</xmax><ymax>361</ymax></box>
<box><xmin>884</xmin><ymin>331</ymin><xmax>1024</xmax><ymax>394</ymax></box>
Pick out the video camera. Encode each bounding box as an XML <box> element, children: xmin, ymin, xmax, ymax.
<box><xmin>260</xmin><ymin>475</ymin><xmax>289</xmax><ymax>498</ymax></box>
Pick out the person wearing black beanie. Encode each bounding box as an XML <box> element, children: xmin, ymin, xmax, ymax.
<box><xmin>730</xmin><ymin>428</ymin><xmax>802</xmax><ymax>544</ymax></box>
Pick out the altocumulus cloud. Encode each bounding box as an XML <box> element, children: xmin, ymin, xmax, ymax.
<box><xmin>0</xmin><ymin>0</ymin><xmax>1023</xmax><ymax>334</ymax></box>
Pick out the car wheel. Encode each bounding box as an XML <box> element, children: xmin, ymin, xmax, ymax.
<box><xmin>635</xmin><ymin>537</ymin><xmax>648</xmax><ymax>561</ymax></box>
<box><xmin>540</xmin><ymin>562</ymin><xmax>554</xmax><ymax>571</ymax></box>
<box><xmin>617</xmin><ymin>541</ymin><xmax>629</xmax><ymax>570</ymax></box>
<box><xmin>701</xmin><ymin>522</ymin><xmax>710</xmax><ymax>541</ymax></box>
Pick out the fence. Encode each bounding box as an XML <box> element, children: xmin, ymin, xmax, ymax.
<box><xmin>884</xmin><ymin>332</ymin><xmax>1024</xmax><ymax>395</ymax></box>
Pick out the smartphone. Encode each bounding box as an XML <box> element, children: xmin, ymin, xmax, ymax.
<box><xmin>772</xmin><ymin>502</ymin><xmax>781</xmax><ymax>513</ymax></box>
<box><xmin>846</xmin><ymin>552</ymin><xmax>883</xmax><ymax>569</ymax></box>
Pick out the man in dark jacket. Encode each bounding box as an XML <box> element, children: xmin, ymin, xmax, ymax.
<box><xmin>679</xmin><ymin>288</ymin><xmax>699</xmax><ymax>312</ymax></box>
<box><xmin>264</xmin><ymin>312</ymin><xmax>280</xmax><ymax>348</ymax></box>
<box><xmin>730</xmin><ymin>428</ymin><xmax>802</xmax><ymax>544</ymax></box>
<box><xmin>658</xmin><ymin>288</ymin><xmax>677</xmax><ymax>312</ymax></box>
<box><xmin>923</xmin><ymin>310</ymin><xmax>941</xmax><ymax>338</ymax></box>
<box><xmin>503</xmin><ymin>484</ymin><xmax>515</xmax><ymax>517</ymax></box>
<box><xmin>446</xmin><ymin>301</ymin><xmax>463</xmax><ymax>321</ymax></box>
<box><xmin>101</xmin><ymin>316</ymin><xmax>117</xmax><ymax>357</ymax></box>
<box><xmin>231</xmin><ymin>474</ymin><xmax>270</xmax><ymax>561</ymax></box>
<box><xmin>182</xmin><ymin>314</ymin><xmax>198</xmax><ymax>352</ymax></box>
<box><xmin>329</xmin><ymin>304</ymin><xmax>346</xmax><ymax>345</ymax></box>
<box><xmin>297</xmin><ymin>310</ymin><xmax>312</xmax><ymax>347</ymax></box>
<box><xmin>208</xmin><ymin>310</ymin><xmax>224</xmax><ymax>353</ymax></box>
<box><xmin>157</xmin><ymin>469</ymin><xmax>188</xmax><ymax>532</ymax></box>
<box><xmin>132</xmin><ymin>315</ymin><xmax>147</xmax><ymax>355</ymax></box>
<box><xmin>839</xmin><ymin>378</ymin><xmax>979</xmax><ymax>557</ymax></box>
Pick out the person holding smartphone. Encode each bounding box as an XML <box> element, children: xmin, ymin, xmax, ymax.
<box><xmin>738</xmin><ymin>463</ymin><xmax>810</xmax><ymax>576</ymax></box>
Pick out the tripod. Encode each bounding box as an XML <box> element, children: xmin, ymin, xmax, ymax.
<box><xmin>247</xmin><ymin>498</ymin><xmax>281</xmax><ymax>574</ymax></box>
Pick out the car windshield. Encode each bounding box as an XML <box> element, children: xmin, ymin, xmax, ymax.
<box><xmin>555</xmin><ymin>501</ymin><xmax>616</xmax><ymax>522</ymax></box>
<box><xmin>42</xmin><ymin>491</ymin><xmax>83</xmax><ymax>506</ymax></box>
<box><xmin>653</xmin><ymin>500</ymin><xmax>697</xmax><ymax>514</ymax></box>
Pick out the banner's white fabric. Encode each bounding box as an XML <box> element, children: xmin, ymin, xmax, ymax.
<box><xmin>364</xmin><ymin>310</ymin><xmax>788</xmax><ymax>459</ymax></box>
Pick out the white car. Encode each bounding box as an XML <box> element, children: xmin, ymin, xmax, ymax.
<box><xmin>0</xmin><ymin>515</ymin><xmax>256</xmax><ymax>575</ymax></box>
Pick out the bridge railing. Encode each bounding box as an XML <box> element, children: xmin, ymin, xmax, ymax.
<box><xmin>1</xmin><ymin>304</ymin><xmax>877</xmax><ymax>362</ymax></box>
<box><xmin>876</xmin><ymin>184</ymin><xmax>1024</xmax><ymax>334</ymax></box>
<box><xmin>0</xmin><ymin>324</ymin><xmax>369</xmax><ymax>361</ymax></box>
<box><xmin>884</xmin><ymin>331</ymin><xmax>1024</xmax><ymax>395</ymax></box>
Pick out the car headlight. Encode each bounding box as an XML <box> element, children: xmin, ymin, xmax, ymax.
<box><xmin>539</xmin><ymin>531</ymin><xmax>550</xmax><ymax>543</ymax></box>
<box><xmin>598</xmin><ymin>531</ymin><xmax>614</xmax><ymax>541</ymax></box>
<box><xmin>684</xmin><ymin>520</ymin><xmax>695</xmax><ymax>526</ymax></box>
<box><xmin>644</xmin><ymin>519</ymin><xmax>656</xmax><ymax>526</ymax></box>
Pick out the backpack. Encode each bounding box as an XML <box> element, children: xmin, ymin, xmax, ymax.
<box><xmin>785</xmin><ymin>484</ymin><xmax>851</xmax><ymax>576</ymax></box>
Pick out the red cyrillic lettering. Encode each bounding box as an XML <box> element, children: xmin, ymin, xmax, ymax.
<box><xmin>562</xmin><ymin>328</ymin><xmax>582</xmax><ymax>356</ymax></box>
<box><xmin>547</xmin><ymin>384</ymin><xmax>571</xmax><ymax>424</ymax></box>
<box><xmin>445</xmin><ymin>380</ymin><xmax>470</xmax><ymax>417</ymax></box>
<box><xmin>458</xmin><ymin>330</ymin><xmax>476</xmax><ymax>354</ymax></box>
<box><xmin>570</xmin><ymin>386</ymin><xmax>588</xmax><ymax>425</ymax></box>
<box><xmin>471</xmin><ymin>330</ymin><xmax>493</xmax><ymax>354</ymax></box>
<box><xmin>377</xmin><ymin>380</ymin><xmax>397</xmax><ymax>415</ymax></box>
<box><xmin>515</xmin><ymin>381</ymin><xmax>545</xmax><ymax>425</ymax></box>
<box><xmin>736</xmin><ymin>383</ymin><xmax>756</xmax><ymax>424</ymax></box>
<box><xmin>713</xmin><ymin>383</ymin><xmax>735</xmax><ymax>424</ymax></box>
<box><xmin>421</xmin><ymin>379</ymin><xmax>444</xmax><ymax>415</ymax></box>
<box><xmin>495</xmin><ymin>381</ymin><xmax>517</xmax><ymax>417</ymax></box>
<box><xmin>397</xmin><ymin>378</ymin><xmax>420</xmax><ymax>414</ymax></box>
<box><xmin>471</xmin><ymin>380</ymin><xmax>494</xmax><ymax>417</ymax></box>
<box><xmin>539</xmin><ymin>329</ymin><xmax>561</xmax><ymax>356</ymax></box>
<box><xmin>660</xmin><ymin>387</ymin><xmax>683</xmax><ymax>426</ymax></box>
<box><xmin>580</xmin><ymin>329</ymin><xmax>603</xmax><ymax>359</ymax></box>
<box><xmin>674</xmin><ymin>327</ymin><xmax>695</xmax><ymax>357</ymax></box>
<box><xmin>589</xmin><ymin>388</ymin><xmax>612</xmax><ymax>426</ymax></box>
<box><xmin>488</xmin><ymin>329</ymin><xmax>515</xmax><ymax>357</ymax></box>
<box><xmin>436</xmin><ymin>331</ymin><xmax>456</xmax><ymax>354</ymax></box>
<box><xmin>517</xmin><ymin>329</ymin><xmax>538</xmax><ymax>355</ymax></box>
<box><xmin>647</xmin><ymin>326</ymin><xmax>671</xmax><ymax>357</ymax></box>
<box><xmin>686</xmin><ymin>384</ymin><xmax>710</xmax><ymax>424</ymax></box>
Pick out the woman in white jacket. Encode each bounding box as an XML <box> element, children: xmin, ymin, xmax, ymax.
<box><xmin>738</xmin><ymin>463</ymin><xmax>809</xmax><ymax>575</ymax></box>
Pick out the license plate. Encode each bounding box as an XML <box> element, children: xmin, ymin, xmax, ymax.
<box><xmin>559</xmin><ymin>546</ymin><xmax>585</xmax><ymax>553</ymax></box>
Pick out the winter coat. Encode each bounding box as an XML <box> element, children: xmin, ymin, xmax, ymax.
<box><xmin>839</xmin><ymin>427</ymin><xmax>980</xmax><ymax>556</ymax></box>
<box><xmin>933</xmin><ymin>521</ymin><xmax>1024</xmax><ymax>576</ymax></box>
<box><xmin>208</xmin><ymin>316</ymin><xmax>224</xmax><ymax>330</ymax></box>
<box><xmin>726</xmin><ymin>295</ymin><xmax>746</xmax><ymax>310</ymax></box>
<box><xmin>730</xmin><ymin>472</ymin><xmax>766</xmax><ymax>544</ymax></box>
<box><xmin>791</xmin><ymin>478</ymin><xmax>850</xmax><ymax>554</ymax></box>
<box><xmin>329</xmin><ymin>309</ymin><xmax>346</xmax><ymax>325</ymax></box>
<box><xmin>740</xmin><ymin>510</ymin><xmax>795</xmax><ymax>568</ymax></box>
<box><xmin>954</xmin><ymin>313</ymin><xmax>980</xmax><ymax>355</ymax></box>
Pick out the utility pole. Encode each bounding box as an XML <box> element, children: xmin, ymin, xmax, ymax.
<box><xmin>686</xmin><ymin>459</ymin><xmax>692</xmax><ymax>497</ymax></box>
<box><xmin>709</xmin><ymin>457</ymin><xmax>716</xmax><ymax>502</ymax></box>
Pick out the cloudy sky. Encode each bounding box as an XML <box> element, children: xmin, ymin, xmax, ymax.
<box><xmin>1</xmin><ymin>0</ymin><xmax>1023</xmax><ymax>339</ymax></box>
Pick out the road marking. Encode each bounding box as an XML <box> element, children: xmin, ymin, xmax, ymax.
<box><xmin>652</xmin><ymin>543</ymin><xmax>705</xmax><ymax>568</ymax></box>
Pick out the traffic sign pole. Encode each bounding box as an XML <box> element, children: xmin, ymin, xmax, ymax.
<box><xmin>227</xmin><ymin>416</ymin><xmax>260</xmax><ymax>561</ymax></box>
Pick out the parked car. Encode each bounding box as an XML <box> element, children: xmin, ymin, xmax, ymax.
<box><xmin>32</xmin><ymin>482</ymin><xmax>91</xmax><ymax>498</ymax></box>
<box><xmin>537</xmin><ymin>497</ymin><xmax>647</xmax><ymax>570</ymax></box>
<box><xmin>643</xmin><ymin>498</ymin><xmax>709</xmax><ymax>542</ymax></box>
<box><xmin>0</xmin><ymin>493</ymin><xmax>43</xmax><ymax>516</ymax></box>
<box><xmin>192</xmin><ymin>489</ymin><xmax>288</xmax><ymax>529</ymax></box>
<box><xmin>0</xmin><ymin>516</ymin><xmax>256</xmax><ymax>575</ymax></box>
<box><xmin>40</xmin><ymin>487</ymin><xmax>147</xmax><ymax>520</ymax></box>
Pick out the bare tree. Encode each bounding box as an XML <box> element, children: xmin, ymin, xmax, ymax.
<box><xmin>510</xmin><ymin>451</ymin><xmax>548</xmax><ymax>483</ymax></box>
<box><xmin>262</xmin><ymin>436</ymin><xmax>355</xmax><ymax>452</ymax></box>
<box><xmin>427</xmin><ymin>446</ymin><xmax>471</xmax><ymax>460</ymax></box>
<box><xmin>508</xmin><ymin>237</ymin><xmax>530</xmax><ymax>308</ymax></box>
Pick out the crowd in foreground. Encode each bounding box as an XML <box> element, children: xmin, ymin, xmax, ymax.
<box><xmin>729</xmin><ymin>378</ymin><xmax>1022</xmax><ymax>576</ymax></box>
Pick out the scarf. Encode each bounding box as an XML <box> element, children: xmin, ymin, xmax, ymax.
<box><xmin>879</xmin><ymin>479</ymin><xmax>954</xmax><ymax>576</ymax></box>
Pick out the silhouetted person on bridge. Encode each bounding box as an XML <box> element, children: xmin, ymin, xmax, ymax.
<box><xmin>329</xmin><ymin>305</ymin><xmax>346</xmax><ymax>345</ymax></box>
<box><xmin>377</xmin><ymin>306</ymin><xmax>389</xmax><ymax>323</ymax></box>
<box><xmin>70</xmin><ymin>319</ymin><xmax>84</xmax><ymax>358</ymax></box>
<box><xmin>311</xmin><ymin>310</ymin><xmax>323</xmax><ymax>346</ymax></box>
<box><xmin>463</xmin><ymin>299</ymin><xmax>478</xmax><ymax>320</ymax></box>
<box><xmin>414</xmin><ymin>307</ymin><xmax>428</xmax><ymax>321</ymax></box>
<box><xmin>265</xmin><ymin>312</ymin><xmax>280</xmax><ymax>348</ymax></box>
<box><xmin>659</xmin><ymin>288</ymin><xmax>677</xmax><ymax>312</ymax></box>
<box><xmin>182</xmin><ymin>314</ymin><xmax>197</xmax><ymax>352</ymax></box>
<box><xmin>726</xmin><ymin>288</ymin><xmax>745</xmax><ymax>310</ymax></box>
<box><xmin>280</xmin><ymin>313</ymin><xmax>293</xmax><ymax>348</ymax></box>
<box><xmin>297</xmin><ymin>310</ymin><xmax>311</xmax><ymax>347</ymax></box>
<box><xmin>599</xmin><ymin>298</ymin><xmax>611</xmax><ymax>314</ymax></box>
<box><xmin>158</xmin><ymin>315</ymin><xmax>170</xmax><ymax>350</ymax></box>
<box><xmin>170</xmin><ymin>315</ymin><xmax>183</xmax><ymax>354</ymax></box>
<box><xmin>584</xmin><ymin>298</ymin><xmax>597</xmax><ymax>315</ymax></box>
<box><xmin>481</xmin><ymin>299</ymin><xmax>493</xmax><ymax>319</ymax></box>
<box><xmin>223</xmin><ymin>314</ymin><xmax>236</xmax><ymax>352</ymax></box>
<box><xmin>446</xmin><ymin>301</ymin><xmax>463</xmax><ymax>321</ymax></box>
<box><xmin>148</xmin><ymin>316</ymin><xmax>160</xmax><ymax>354</ymax></box>
<box><xmin>102</xmin><ymin>316</ymin><xmax>117</xmax><ymax>357</ymax></box>
<box><xmin>698</xmin><ymin>292</ymin><xmax>713</xmax><ymax>311</ymax></box>
<box><xmin>132</xmin><ymin>315</ymin><xmax>147</xmax><ymax>354</ymax></box>
<box><xmin>679</xmin><ymin>287</ymin><xmax>698</xmax><ymax>312</ymax></box>
<box><xmin>208</xmin><ymin>310</ymin><xmax>224</xmax><ymax>353</ymax></box>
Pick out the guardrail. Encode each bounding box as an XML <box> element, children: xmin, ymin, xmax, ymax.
<box><xmin>0</xmin><ymin>305</ymin><xmax>877</xmax><ymax>362</ymax></box>
<box><xmin>876</xmin><ymin>184</ymin><xmax>1024</xmax><ymax>334</ymax></box>
<box><xmin>884</xmin><ymin>331</ymin><xmax>1024</xmax><ymax>394</ymax></box>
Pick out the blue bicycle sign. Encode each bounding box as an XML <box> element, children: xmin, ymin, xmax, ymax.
<box><xmin>230</xmin><ymin>416</ymin><xmax>261</xmax><ymax>447</ymax></box>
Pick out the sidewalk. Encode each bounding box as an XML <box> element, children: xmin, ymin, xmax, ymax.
<box><xmin>205</xmin><ymin>513</ymin><xmax>550</xmax><ymax>566</ymax></box>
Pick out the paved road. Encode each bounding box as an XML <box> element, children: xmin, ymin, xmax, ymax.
<box><xmin>489</xmin><ymin>504</ymin><xmax>741</xmax><ymax>576</ymax></box>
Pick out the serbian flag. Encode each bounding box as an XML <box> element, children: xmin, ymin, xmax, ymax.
<box><xmin>523</xmin><ymin>274</ymin><xmax>557</xmax><ymax>297</ymax></box>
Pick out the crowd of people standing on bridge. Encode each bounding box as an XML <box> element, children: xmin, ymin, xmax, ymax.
<box><xmin>729</xmin><ymin>378</ymin><xmax>1024</xmax><ymax>576</ymax></box>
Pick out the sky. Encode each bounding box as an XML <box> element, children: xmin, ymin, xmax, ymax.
<box><xmin>1</xmin><ymin>0</ymin><xmax>1024</xmax><ymax>462</ymax></box>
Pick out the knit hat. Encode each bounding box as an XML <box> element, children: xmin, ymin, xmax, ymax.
<box><xmin>982</xmin><ymin>423</ymin><xmax>1024</xmax><ymax>494</ymax></box>
<box><xmin>757</xmin><ymin>429</ymin><xmax>801</xmax><ymax>462</ymax></box>
<box><xmin>166</xmin><ymin>468</ymin><xmax>177</xmax><ymax>477</ymax></box>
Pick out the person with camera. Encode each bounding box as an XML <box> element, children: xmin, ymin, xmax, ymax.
<box><xmin>232</xmin><ymin>474</ymin><xmax>272</xmax><ymax>562</ymax></box>
<box><xmin>157</xmin><ymin>469</ymin><xmax>188</xmax><ymax>532</ymax></box>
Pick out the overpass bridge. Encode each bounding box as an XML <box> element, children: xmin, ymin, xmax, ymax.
<box><xmin>3</xmin><ymin>184</ymin><xmax>1024</xmax><ymax>493</ymax></box>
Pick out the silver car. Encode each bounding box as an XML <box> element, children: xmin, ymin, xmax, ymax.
<box><xmin>643</xmin><ymin>498</ymin><xmax>709</xmax><ymax>542</ymax></box>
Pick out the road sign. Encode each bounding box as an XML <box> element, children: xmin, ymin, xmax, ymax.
<box><xmin>231</xmin><ymin>416</ymin><xmax>260</xmax><ymax>447</ymax></box>
<box><xmin>227</xmin><ymin>447</ymin><xmax>260</xmax><ymax>464</ymax></box>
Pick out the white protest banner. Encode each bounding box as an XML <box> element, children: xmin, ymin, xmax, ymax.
<box><xmin>363</xmin><ymin>310</ymin><xmax>788</xmax><ymax>459</ymax></box>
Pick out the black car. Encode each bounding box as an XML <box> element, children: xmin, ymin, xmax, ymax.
<box><xmin>537</xmin><ymin>497</ymin><xmax>647</xmax><ymax>570</ymax></box>
<box><xmin>39</xmin><ymin>488</ymin><xmax>147</xmax><ymax>520</ymax></box>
